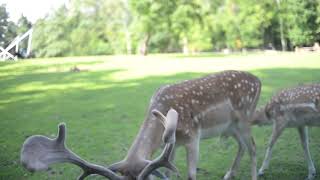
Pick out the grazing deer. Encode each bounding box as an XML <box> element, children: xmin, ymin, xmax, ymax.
<box><xmin>21</xmin><ymin>70</ymin><xmax>261</xmax><ymax>180</ymax></box>
<box><xmin>252</xmin><ymin>84</ymin><xmax>320</xmax><ymax>180</ymax></box>
<box><xmin>21</xmin><ymin>109</ymin><xmax>179</xmax><ymax>180</ymax></box>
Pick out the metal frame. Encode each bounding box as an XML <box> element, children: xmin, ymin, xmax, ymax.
<box><xmin>0</xmin><ymin>28</ymin><xmax>33</xmax><ymax>61</ymax></box>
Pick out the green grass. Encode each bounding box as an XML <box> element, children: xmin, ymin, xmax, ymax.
<box><xmin>0</xmin><ymin>52</ymin><xmax>320</xmax><ymax>180</ymax></box>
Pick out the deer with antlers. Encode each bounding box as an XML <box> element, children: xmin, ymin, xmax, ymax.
<box><xmin>21</xmin><ymin>70</ymin><xmax>261</xmax><ymax>180</ymax></box>
<box><xmin>21</xmin><ymin>109</ymin><xmax>178</xmax><ymax>180</ymax></box>
<box><xmin>252</xmin><ymin>84</ymin><xmax>320</xmax><ymax>180</ymax></box>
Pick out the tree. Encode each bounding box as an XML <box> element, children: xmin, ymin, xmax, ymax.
<box><xmin>0</xmin><ymin>4</ymin><xmax>9</xmax><ymax>46</ymax></box>
<box><xmin>33</xmin><ymin>5</ymin><xmax>72</xmax><ymax>57</ymax></box>
<box><xmin>17</xmin><ymin>15</ymin><xmax>32</xmax><ymax>34</ymax></box>
<box><xmin>130</xmin><ymin>0</ymin><xmax>178</xmax><ymax>55</ymax></box>
<box><xmin>170</xmin><ymin>0</ymin><xmax>204</xmax><ymax>54</ymax></box>
<box><xmin>237</xmin><ymin>1</ymin><xmax>269</xmax><ymax>49</ymax></box>
<box><xmin>15</xmin><ymin>15</ymin><xmax>32</xmax><ymax>51</ymax></box>
<box><xmin>30</xmin><ymin>0</ymin><xmax>320</xmax><ymax>57</ymax></box>
<box><xmin>5</xmin><ymin>21</ymin><xmax>17</xmax><ymax>45</ymax></box>
<box><xmin>283</xmin><ymin>0</ymin><xmax>319</xmax><ymax>48</ymax></box>
<box><xmin>33</xmin><ymin>0</ymin><xmax>132</xmax><ymax>57</ymax></box>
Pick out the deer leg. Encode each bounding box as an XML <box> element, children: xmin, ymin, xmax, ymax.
<box><xmin>185</xmin><ymin>135</ymin><xmax>200</xmax><ymax>180</ymax></box>
<box><xmin>233</xmin><ymin>111</ymin><xmax>257</xmax><ymax>180</ymax></box>
<box><xmin>298</xmin><ymin>126</ymin><xmax>316</xmax><ymax>180</ymax></box>
<box><xmin>223</xmin><ymin>130</ymin><xmax>245</xmax><ymax>180</ymax></box>
<box><xmin>240</xmin><ymin>130</ymin><xmax>257</xmax><ymax>180</ymax></box>
<box><xmin>258</xmin><ymin>122</ymin><xmax>286</xmax><ymax>176</ymax></box>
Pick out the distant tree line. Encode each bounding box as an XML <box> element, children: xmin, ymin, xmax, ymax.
<box><xmin>1</xmin><ymin>0</ymin><xmax>320</xmax><ymax>57</ymax></box>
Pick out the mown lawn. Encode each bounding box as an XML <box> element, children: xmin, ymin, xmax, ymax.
<box><xmin>0</xmin><ymin>52</ymin><xmax>320</xmax><ymax>180</ymax></box>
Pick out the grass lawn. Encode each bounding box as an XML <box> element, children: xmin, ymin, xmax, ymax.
<box><xmin>0</xmin><ymin>52</ymin><xmax>320</xmax><ymax>180</ymax></box>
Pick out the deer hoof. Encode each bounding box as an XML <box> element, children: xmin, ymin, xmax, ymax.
<box><xmin>258</xmin><ymin>168</ymin><xmax>265</xmax><ymax>177</ymax></box>
<box><xmin>306</xmin><ymin>172</ymin><xmax>316</xmax><ymax>180</ymax></box>
<box><xmin>223</xmin><ymin>170</ymin><xmax>234</xmax><ymax>180</ymax></box>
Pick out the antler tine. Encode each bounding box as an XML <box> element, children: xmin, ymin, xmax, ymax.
<box><xmin>20</xmin><ymin>123</ymin><xmax>125</xmax><ymax>180</ymax></box>
<box><xmin>138</xmin><ymin>109</ymin><xmax>180</xmax><ymax>180</ymax></box>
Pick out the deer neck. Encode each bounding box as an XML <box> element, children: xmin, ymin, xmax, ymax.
<box><xmin>125</xmin><ymin>115</ymin><xmax>164</xmax><ymax>161</ymax></box>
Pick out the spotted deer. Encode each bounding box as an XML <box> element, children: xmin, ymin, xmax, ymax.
<box><xmin>252</xmin><ymin>84</ymin><xmax>320</xmax><ymax>180</ymax></box>
<box><xmin>21</xmin><ymin>70</ymin><xmax>261</xmax><ymax>180</ymax></box>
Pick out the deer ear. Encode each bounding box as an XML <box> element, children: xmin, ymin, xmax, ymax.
<box><xmin>56</xmin><ymin>123</ymin><xmax>66</xmax><ymax>145</ymax></box>
<box><xmin>166</xmin><ymin>108</ymin><xmax>178</xmax><ymax>122</ymax></box>
<box><xmin>151</xmin><ymin>109</ymin><xmax>166</xmax><ymax>126</ymax></box>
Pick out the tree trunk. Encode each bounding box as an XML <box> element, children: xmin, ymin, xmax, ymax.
<box><xmin>123</xmin><ymin>0</ymin><xmax>131</xmax><ymax>55</ymax></box>
<box><xmin>125</xmin><ymin>30</ymin><xmax>132</xmax><ymax>55</ymax></box>
<box><xmin>182</xmin><ymin>37</ymin><xmax>189</xmax><ymax>55</ymax></box>
<box><xmin>276</xmin><ymin>0</ymin><xmax>286</xmax><ymax>51</ymax></box>
<box><xmin>139</xmin><ymin>34</ymin><xmax>150</xmax><ymax>56</ymax></box>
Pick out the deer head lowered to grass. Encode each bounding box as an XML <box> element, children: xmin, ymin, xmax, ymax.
<box><xmin>21</xmin><ymin>109</ymin><xmax>179</xmax><ymax>180</ymax></box>
<box><xmin>252</xmin><ymin>83</ymin><xmax>320</xmax><ymax>180</ymax></box>
<box><xmin>21</xmin><ymin>70</ymin><xmax>261</xmax><ymax>180</ymax></box>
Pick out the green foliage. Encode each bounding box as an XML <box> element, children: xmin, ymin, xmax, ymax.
<box><xmin>0</xmin><ymin>5</ymin><xmax>32</xmax><ymax>51</ymax></box>
<box><xmin>16</xmin><ymin>15</ymin><xmax>32</xmax><ymax>35</ymax></box>
<box><xmin>32</xmin><ymin>6</ymin><xmax>72</xmax><ymax>57</ymax></box>
<box><xmin>32</xmin><ymin>0</ymin><xmax>129</xmax><ymax>57</ymax></box>
<box><xmin>207</xmin><ymin>0</ymin><xmax>273</xmax><ymax>50</ymax></box>
<box><xmin>5</xmin><ymin>22</ymin><xmax>17</xmax><ymax>45</ymax></box>
<box><xmin>0</xmin><ymin>4</ymin><xmax>17</xmax><ymax>47</ymax></box>
<box><xmin>282</xmin><ymin>0</ymin><xmax>320</xmax><ymax>46</ymax></box>
<box><xmin>317</xmin><ymin>2</ymin><xmax>320</xmax><ymax>37</ymax></box>
<box><xmin>238</xmin><ymin>3</ymin><xmax>266</xmax><ymax>48</ymax></box>
<box><xmin>186</xmin><ymin>23</ymin><xmax>213</xmax><ymax>52</ymax></box>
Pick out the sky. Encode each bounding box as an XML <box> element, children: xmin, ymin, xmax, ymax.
<box><xmin>0</xmin><ymin>0</ymin><xmax>67</xmax><ymax>23</ymax></box>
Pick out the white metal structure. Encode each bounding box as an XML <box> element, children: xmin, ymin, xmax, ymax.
<box><xmin>0</xmin><ymin>28</ymin><xmax>33</xmax><ymax>61</ymax></box>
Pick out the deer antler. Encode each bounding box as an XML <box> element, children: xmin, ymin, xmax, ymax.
<box><xmin>20</xmin><ymin>123</ymin><xmax>125</xmax><ymax>180</ymax></box>
<box><xmin>137</xmin><ymin>109</ymin><xmax>180</xmax><ymax>180</ymax></box>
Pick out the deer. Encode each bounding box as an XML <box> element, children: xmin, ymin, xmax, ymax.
<box><xmin>20</xmin><ymin>70</ymin><xmax>261</xmax><ymax>180</ymax></box>
<box><xmin>21</xmin><ymin>109</ymin><xmax>179</xmax><ymax>180</ymax></box>
<box><xmin>252</xmin><ymin>84</ymin><xmax>320</xmax><ymax>180</ymax></box>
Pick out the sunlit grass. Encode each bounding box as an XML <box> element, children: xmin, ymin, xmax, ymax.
<box><xmin>0</xmin><ymin>52</ymin><xmax>320</xmax><ymax>179</ymax></box>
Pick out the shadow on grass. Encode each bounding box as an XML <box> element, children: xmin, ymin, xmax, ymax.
<box><xmin>0</xmin><ymin>59</ymin><xmax>105</xmax><ymax>81</ymax></box>
<box><xmin>0</xmin><ymin>67</ymin><xmax>320</xmax><ymax>179</ymax></box>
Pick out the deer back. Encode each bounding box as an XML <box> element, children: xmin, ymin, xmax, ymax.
<box><xmin>149</xmin><ymin>70</ymin><xmax>261</xmax><ymax>140</ymax></box>
<box><xmin>265</xmin><ymin>84</ymin><xmax>320</xmax><ymax>126</ymax></box>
